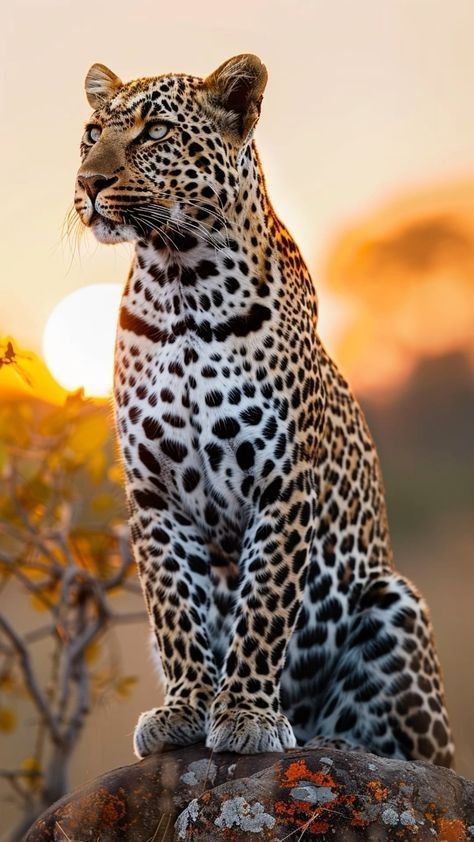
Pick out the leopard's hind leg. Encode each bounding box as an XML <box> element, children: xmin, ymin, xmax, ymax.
<box><xmin>305</xmin><ymin>573</ymin><xmax>454</xmax><ymax>767</ymax></box>
<box><xmin>304</xmin><ymin>735</ymin><xmax>368</xmax><ymax>753</ymax></box>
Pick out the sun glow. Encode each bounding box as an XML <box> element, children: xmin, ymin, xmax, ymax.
<box><xmin>42</xmin><ymin>284</ymin><xmax>123</xmax><ymax>398</ymax></box>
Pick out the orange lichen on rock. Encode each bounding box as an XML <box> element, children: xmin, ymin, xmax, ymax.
<box><xmin>350</xmin><ymin>808</ymin><xmax>369</xmax><ymax>828</ymax></box>
<box><xmin>436</xmin><ymin>816</ymin><xmax>468</xmax><ymax>842</ymax></box>
<box><xmin>274</xmin><ymin>761</ymin><xmax>374</xmax><ymax>838</ymax></box>
<box><xmin>280</xmin><ymin>759</ymin><xmax>336</xmax><ymax>790</ymax></box>
<box><xmin>274</xmin><ymin>800</ymin><xmax>330</xmax><ymax>834</ymax></box>
<box><xmin>367</xmin><ymin>779</ymin><xmax>389</xmax><ymax>802</ymax></box>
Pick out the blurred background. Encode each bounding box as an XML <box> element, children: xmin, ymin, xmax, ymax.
<box><xmin>1</xmin><ymin>0</ymin><xmax>473</xmax><ymax>836</ymax></box>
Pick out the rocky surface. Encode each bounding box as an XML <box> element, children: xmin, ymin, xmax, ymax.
<box><xmin>25</xmin><ymin>745</ymin><xmax>474</xmax><ymax>840</ymax></box>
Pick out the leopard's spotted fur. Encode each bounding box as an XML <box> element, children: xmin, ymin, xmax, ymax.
<box><xmin>75</xmin><ymin>55</ymin><xmax>454</xmax><ymax>764</ymax></box>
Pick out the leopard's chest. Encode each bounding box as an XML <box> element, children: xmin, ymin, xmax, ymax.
<box><xmin>114</xmin><ymin>328</ymin><xmax>278</xmax><ymax>538</ymax></box>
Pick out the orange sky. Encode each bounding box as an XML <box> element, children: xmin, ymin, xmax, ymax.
<box><xmin>2</xmin><ymin>0</ymin><xmax>474</xmax><ymax>395</ymax></box>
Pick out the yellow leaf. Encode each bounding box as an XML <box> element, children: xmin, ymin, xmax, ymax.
<box><xmin>28</xmin><ymin>580</ymin><xmax>59</xmax><ymax>612</ymax></box>
<box><xmin>29</xmin><ymin>593</ymin><xmax>50</xmax><ymax>612</ymax></box>
<box><xmin>0</xmin><ymin>673</ymin><xmax>14</xmax><ymax>692</ymax></box>
<box><xmin>85</xmin><ymin>642</ymin><xmax>101</xmax><ymax>665</ymax></box>
<box><xmin>92</xmin><ymin>493</ymin><xmax>114</xmax><ymax>513</ymax></box>
<box><xmin>22</xmin><ymin>566</ymin><xmax>47</xmax><ymax>583</ymax></box>
<box><xmin>0</xmin><ymin>706</ymin><xmax>17</xmax><ymax>733</ymax></box>
<box><xmin>21</xmin><ymin>756</ymin><xmax>42</xmax><ymax>790</ymax></box>
<box><xmin>106</xmin><ymin>585</ymin><xmax>123</xmax><ymax>599</ymax></box>
<box><xmin>115</xmin><ymin>676</ymin><xmax>138</xmax><ymax>698</ymax></box>
<box><xmin>21</xmin><ymin>756</ymin><xmax>41</xmax><ymax>773</ymax></box>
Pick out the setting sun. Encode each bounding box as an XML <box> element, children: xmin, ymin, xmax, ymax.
<box><xmin>42</xmin><ymin>284</ymin><xmax>122</xmax><ymax>397</ymax></box>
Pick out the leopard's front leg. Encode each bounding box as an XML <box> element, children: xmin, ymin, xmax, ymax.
<box><xmin>207</xmin><ymin>468</ymin><xmax>316</xmax><ymax>754</ymax></box>
<box><xmin>130</xmin><ymin>494</ymin><xmax>218</xmax><ymax>757</ymax></box>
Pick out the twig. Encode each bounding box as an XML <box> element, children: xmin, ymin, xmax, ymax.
<box><xmin>0</xmin><ymin>552</ymin><xmax>55</xmax><ymax>577</ymax></box>
<box><xmin>280</xmin><ymin>803</ymin><xmax>350</xmax><ymax>842</ymax></box>
<box><xmin>55</xmin><ymin>821</ymin><xmax>72</xmax><ymax>841</ymax></box>
<box><xmin>145</xmin><ymin>813</ymin><xmax>165</xmax><ymax>842</ymax></box>
<box><xmin>0</xmin><ymin>614</ymin><xmax>61</xmax><ymax>741</ymax></box>
<box><xmin>199</xmin><ymin>751</ymin><xmax>217</xmax><ymax>798</ymax></box>
<box><xmin>112</xmin><ymin>610</ymin><xmax>147</xmax><ymax>625</ymax></box>
<box><xmin>103</xmin><ymin>530</ymin><xmax>133</xmax><ymax>591</ymax></box>
<box><xmin>64</xmin><ymin>655</ymin><xmax>90</xmax><ymax>745</ymax></box>
<box><xmin>57</xmin><ymin>572</ymin><xmax>109</xmax><ymax>736</ymax></box>
<box><xmin>0</xmin><ymin>774</ymin><xmax>31</xmax><ymax>806</ymax></box>
<box><xmin>122</xmin><ymin>581</ymin><xmax>142</xmax><ymax>594</ymax></box>
<box><xmin>24</xmin><ymin>624</ymin><xmax>56</xmax><ymax>646</ymax></box>
<box><xmin>0</xmin><ymin>522</ymin><xmax>61</xmax><ymax>571</ymax></box>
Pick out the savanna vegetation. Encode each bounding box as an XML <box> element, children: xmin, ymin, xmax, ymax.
<box><xmin>0</xmin><ymin>355</ymin><xmax>144</xmax><ymax>839</ymax></box>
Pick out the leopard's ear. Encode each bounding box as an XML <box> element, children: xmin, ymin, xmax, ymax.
<box><xmin>85</xmin><ymin>63</ymin><xmax>123</xmax><ymax>109</ymax></box>
<box><xmin>202</xmin><ymin>54</ymin><xmax>268</xmax><ymax>140</ymax></box>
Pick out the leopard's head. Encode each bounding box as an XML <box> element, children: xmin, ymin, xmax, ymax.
<box><xmin>75</xmin><ymin>55</ymin><xmax>267</xmax><ymax>245</ymax></box>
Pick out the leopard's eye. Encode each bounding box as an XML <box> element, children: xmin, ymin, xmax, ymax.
<box><xmin>83</xmin><ymin>125</ymin><xmax>102</xmax><ymax>146</ymax></box>
<box><xmin>145</xmin><ymin>122</ymin><xmax>171</xmax><ymax>141</ymax></box>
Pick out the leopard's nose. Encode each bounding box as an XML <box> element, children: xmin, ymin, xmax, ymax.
<box><xmin>77</xmin><ymin>173</ymin><xmax>118</xmax><ymax>203</ymax></box>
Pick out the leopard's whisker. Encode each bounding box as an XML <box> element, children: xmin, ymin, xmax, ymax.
<box><xmin>131</xmin><ymin>206</ymin><xmax>225</xmax><ymax>252</ymax></box>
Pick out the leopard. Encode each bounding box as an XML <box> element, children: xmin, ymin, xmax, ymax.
<box><xmin>74</xmin><ymin>54</ymin><xmax>454</xmax><ymax>766</ymax></box>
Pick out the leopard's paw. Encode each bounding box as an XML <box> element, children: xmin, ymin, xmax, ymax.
<box><xmin>133</xmin><ymin>703</ymin><xmax>206</xmax><ymax>758</ymax></box>
<box><xmin>206</xmin><ymin>708</ymin><xmax>296</xmax><ymax>754</ymax></box>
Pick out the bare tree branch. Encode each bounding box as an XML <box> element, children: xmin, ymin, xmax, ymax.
<box><xmin>56</xmin><ymin>571</ymin><xmax>110</xmax><ymax>724</ymax></box>
<box><xmin>64</xmin><ymin>658</ymin><xmax>90</xmax><ymax>746</ymax></box>
<box><xmin>103</xmin><ymin>528</ymin><xmax>133</xmax><ymax>591</ymax></box>
<box><xmin>2</xmin><ymin>775</ymin><xmax>31</xmax><ymax>807</ymax></box>
<box><xmin>0</xmin><ymin>615</ymin><xmax>61</xmax><ymax>742</ymax></box>
<box><xmin>0</xmin><ymin>552</ymin><xmax>55</xmax><ymax>577</ymax></box>
<box><xmin>0</xmin><ymin>388</ymin><xmax>142</xmax><ymax>836</ymax></box>
<box><xmin>112</xmin><ymin>610</ymin><xmax>147</xmax><ymax>625</ymax></box>
<box><xmin>123</xmin><ymin>580</ymin><xmax>142</xmax><ymax>594</ymax></box>
<box><xmin>0</xmin><ymin>523</ymin><xmax>61</xmax><ymax>571</ymax></box>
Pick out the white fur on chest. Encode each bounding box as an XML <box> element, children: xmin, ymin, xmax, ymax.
<box><xmin>115</xmin><ymin>329</ymin><xmax>256</xmax><ymax>528</ymax></box>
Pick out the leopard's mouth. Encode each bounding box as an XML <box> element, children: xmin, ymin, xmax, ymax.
<box><xmin>86</xmin><ymin>209</ymin><xmax>139</xmax><ymax>244</ymax></box>
<box><xmin>88</xmin><ymin>208</ymin><xmax>121</xmax><ymax>227</ymax></box>
<box><xmin>120</xmin><ymin>207</ymin><xmax>173</xmax><ymax>241</ymax></box>
<box><xmin>78</xmin><ymin>201</ymin><xmax>174</xmax><ymax>244</ymax></box>
<box><xmin>89</xmin><ymin>209</ymin><xmax>104</xmax><ymax>226</ymax></box>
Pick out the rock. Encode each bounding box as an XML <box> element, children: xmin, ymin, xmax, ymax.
<box><xmin>25</xmin><ymin>745</ymin><xmax>474</xmax><ymax>840</ymax></box>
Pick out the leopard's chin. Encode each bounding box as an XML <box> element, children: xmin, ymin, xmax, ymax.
<box><xmin>89</xmin><ymin>212</ymin><xmax>138</xmax><ymax>244</ymax></box>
